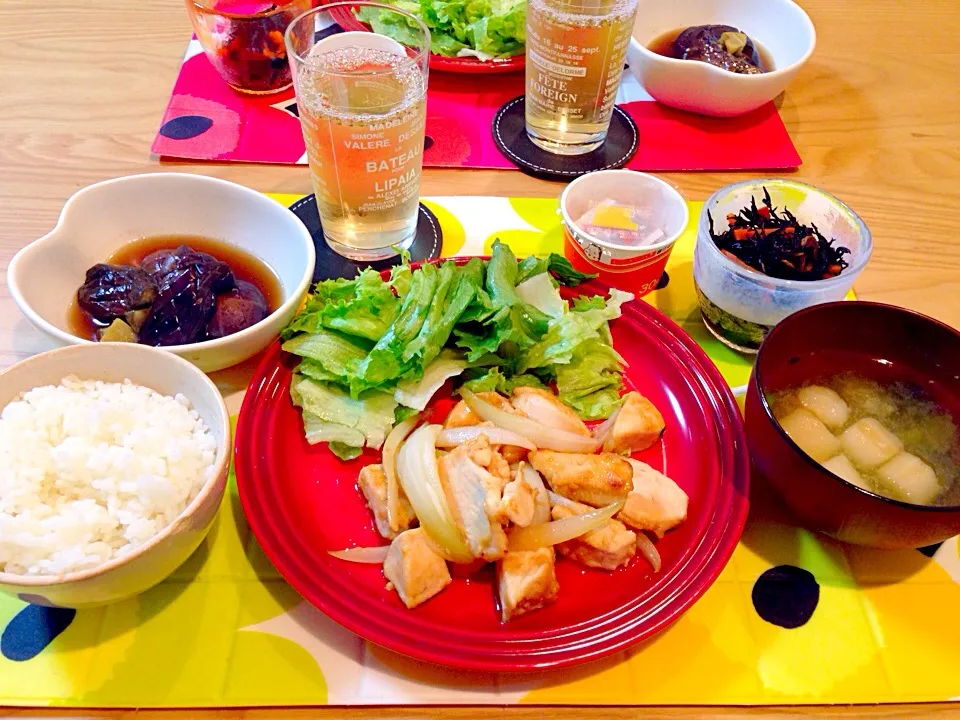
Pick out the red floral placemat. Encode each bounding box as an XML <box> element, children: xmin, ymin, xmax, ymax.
<box><xmin>153</xmin><ymin>38</ymin><xmax>801</xmax><ymax>172</ymax></box>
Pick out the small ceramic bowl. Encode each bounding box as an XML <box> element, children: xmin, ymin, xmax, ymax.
<box><xmin>626</xmin><ymin>0</ymin><xmax>816</xmax><ymax>117</ymax></box>
<box><xmin>693</xmin><ymin>179</ymin><xmax>872</xmax><ymax>353</ymax></box>
<box><xmin>745</xmin><ymin>302</ymin><xmax>960</xmax><ymax>549</ymax></box>
<box><xmin>560</xmin><ymin>170</ymin><xmax>688</xmax><ymax>297</ymax></box>
<box><xmin>7</xmin><ymin>173</ymin><xmax>315</xmax><ymax>373</ymax></box>
<box><xmin>0</xmin><ymin>343</ymin><xmax>230</xmax><ymax>607</ymax></box>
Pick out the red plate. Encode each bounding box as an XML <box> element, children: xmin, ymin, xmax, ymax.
<box><xmin>328</xmin><ymin>6</ymin><xmax>525</xmax><ymax>75</ymax></box>
<box><xmin>236</xmin><ymin>273</ymin><xmax>749</xmax><ymax>671</ymax></box>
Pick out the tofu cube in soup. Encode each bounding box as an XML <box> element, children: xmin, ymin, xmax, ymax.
<box><xmin>797</xmin><ymin>385</ymin><xmax>850</xmax><ymax>430</ymax></box>
<box><xmin>383</xmin><ymin>528</ymin><xmax>452</xmax><ymax>609</ymax></box>
<box><xmin>357</xmin><ymin>464</ymin><xmax>417</xmax><ymax>539</ymax></box>
<box><xmin>778</xmin><ymin>408</ymin><xmax>841</xmax><ymax>462</ymax></box>
<box><xmin>552</xmin><ymin>502</ymin><xmax>637</xmax><ymax>570</ymax></box>
<box><xmin>839</xmin><ymin>418</ymin><xmax>903</xmax><ymax>470</ymax></box>
<box><xmin>529</xmin><ymin>451</ymin><xmax>633</xmax><ymax>507</ymax></box>
<box><xmin>874</xmin><ymin>452</ymin><xmax>941</xmax><ymax>505</ymax></box>
<box><xmin>497</xmin><ymin>548</ymin><xmax>560</xmax><ymax>622</ymax></box>
<box><xmin>602</xmin><ymin>391</ymin><xmax>666</xmax><ymax>454</ymax></box>
<box><xmin>821</xmin><ymin>454</ymin><xmax>870</xmax><ymax>491</ymax></box>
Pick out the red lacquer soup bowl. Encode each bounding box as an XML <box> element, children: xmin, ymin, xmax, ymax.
<box><xmin>745</xmin><ymin>301</ymin><xmax>960</xmax><ymax>549</ymax></box>
<box><xmin>236</xmin><ymin>270</ymin><xmax>749</xmax><ymax>671</ymax></box>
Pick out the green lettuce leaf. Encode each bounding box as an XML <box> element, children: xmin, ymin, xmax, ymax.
<box><xmin>351</xmin><ymin>262</ymin><xmax>439</xmax><ymax>395</ymax></box>
<box><xmin>553</xmin><ymin>339</ymin><xmax>625</xmax><ymax>420</ymax></box>
<box><xmin>403</xmin><ymin>259</ymin><xmax>482</xmax><ymax>364</ymax></box>
<box><xmin>282</xmin><ymin>330</ymin><xmax>370</xmax><ymax>383</ymax></box>
<box><xmin>516</xmin><ymin>253</ymin><xmax>596</xmax><ymax>286</ymax></box>
<box><xmin>459</xmin><ymin>367</ymin><xmax>548</xmax><ymax>394</ymax></box>
<box><xmin>395</xmin><ymin>349</ymin><xmax>468</xmax><ymax>410</ymax></box>
<box><xmin>291</xmin><ymin>375</ymin><xmax>397</xmax><ymax>450</ymax></box>
<box><xmin>517</xmin><ymin>289</ymin><xmax>631</xmax><ymax>373</ymax></box>
<box><xmin>329</xmin><ymin>442</ymin><xmax>364</xmax><ymax>461</ymax></box>
<box><xmin>283</xmin><ymin>269</ymin><xmax>399</xmax><ymax>343</ymax></box>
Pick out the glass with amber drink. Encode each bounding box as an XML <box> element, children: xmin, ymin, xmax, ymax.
<box><xmin>286</xmin><ymin>3</ymin><xmax>430</xmax><ymax>261</ymax></box>
<box><xmin>525</xmin><ymin>0</ymin><xmax>639</xmax><ymax>154</ymax></box>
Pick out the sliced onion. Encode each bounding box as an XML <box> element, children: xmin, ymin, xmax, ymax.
<box><xmin>329</xmin><ymin>546</ymin><xmax>390</xmax><ymax>564</ymax></box>
<box><xmin>396</xmin><ymin>424</ymin><xmax>474</xmax><ymax>563</ymax></box>
<box><xmin>461</xmin><ymin>389</ymin><xmax>599</xmax><ymax>453</ymax></box>
<box><xmin>507</xmin><ymin>500</ymin><xmax>623</xmax><ymax>551</ymax></box>
<box><xmin>590</xmin><ymin>404</ymin><xmax>622</xmax><ymax>448</ymax></box>
<box><xmin>522</xmin><ymin>464</ymin><xmax>551</xmax><ymax>525</ymax></box>
<box><xmin>435</xmin><ymin>426</ymin><xmax>537</xmax><ymax>451</ymax></box>
<box><xmin>383</xmin><ymin>414</ymin><xmax>421</xmax><ymax>532</ymax></box>
<box><xmin>636</xmin><ymin>532</ymin><xmax>662</xmax><ymax>573</ymax></box>
<box><xmin>548</xmin><ymin>490</ymin><xmax>579</xmax><ymax>509</ymax></box>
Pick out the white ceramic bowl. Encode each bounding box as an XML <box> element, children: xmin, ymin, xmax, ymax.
<box><xmin>0</xmin><ymin>343</ymin><xmax>230</xmax><ymax>608</ymax></box>
<box><xmin>626</xmin><ymin>0</ymin><xmax>816</xmax><ymax>117</ymax></box>
<box><xmin>7</xmin><ymin>173</ymin><xmax>316</xmax><ymax>373</ymax></box>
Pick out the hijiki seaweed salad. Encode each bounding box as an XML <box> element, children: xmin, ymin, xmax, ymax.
<box><xmin>708</xmin><ymin>187</ymin><xmax>851</xmax><ymax>281</ymax></box>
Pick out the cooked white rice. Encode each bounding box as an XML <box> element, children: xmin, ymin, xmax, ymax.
<box><xmin>0</xmin><ymin>375</ymin><xmax>217</xmax><ymax>576</ymax></box>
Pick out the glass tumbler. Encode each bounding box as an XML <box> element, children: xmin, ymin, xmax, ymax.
<box><xmin>186</xmin><ymin>0</ymin><xmax>312</xmax><ymax>94</ymax></box>
<box><xmin>525</xmin><ymin>0</ymin><xmax>639</xmax><ymax>155</ymax></box>
<box><xmin>286</xmin><ymin>2</ymin><xmax>430</xmax><ymax>261</ymax></box>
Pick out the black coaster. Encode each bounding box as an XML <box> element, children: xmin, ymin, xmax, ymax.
<box><xmin>492</xmin><ymin>96</ymin><xmax>639</xmax><ymax>181</ymax></box>
<box><xmin>288</xmin><ymin>195</ymin><xmax>443</xmax><ymax>283</ymax></box>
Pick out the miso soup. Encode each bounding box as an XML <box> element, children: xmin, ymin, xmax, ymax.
<box><xmin>769</xmin><ymin>373</ymin><xmax>960</xmax><ymax>506</ymax></box>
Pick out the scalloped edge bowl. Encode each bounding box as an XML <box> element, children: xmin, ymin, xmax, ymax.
<box><xmin>626</xmin><ymin>0</ymin><xmax>816</xmax><ymax>117</ymax></box>
<box><xmin>7</xmin><ymin>173</ymin><xmax>315</xmax><ymax>373</ymax></box>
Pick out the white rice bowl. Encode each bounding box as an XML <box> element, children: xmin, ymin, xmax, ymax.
<box><xmin>0</xmin><ymin>375</ymin><xmax>217</xmax><ymax>576</ymax></box>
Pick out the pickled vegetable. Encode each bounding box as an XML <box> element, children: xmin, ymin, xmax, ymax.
<box><xmin>99</xmin><ymin>318</ymin><xmax>138</xmax><ymax>343</ymax></box>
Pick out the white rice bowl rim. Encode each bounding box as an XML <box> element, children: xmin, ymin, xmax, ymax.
<box><xmin>0</xmin><ymin>344</ymin><xmax>231</xmax><ymax>587</ymax></box>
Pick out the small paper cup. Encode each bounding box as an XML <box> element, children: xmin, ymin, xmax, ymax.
<box><xmin>560</xmin><ymin>170</ymin><xmax>689</xmax><ymax>296</ymax></box>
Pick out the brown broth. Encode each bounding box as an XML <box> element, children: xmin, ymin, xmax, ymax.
<box><xmin>68</xmin><ymin>234</ymin><xmax>283</xmax><ymax>342</ymax></box>
<box><xmin>646</xmin><ymin>27</ymin><xmax>774</xmax><ymax>73</ymax></box>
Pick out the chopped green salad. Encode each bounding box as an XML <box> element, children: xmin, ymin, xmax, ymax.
<box><xmin>357</xmin><ymin>0</ymin><xmax>526</xmax><ymax>60</ymax></box>
<box><xmin>281</xmin><ymin>241</ymin><xmax>632</xmax><ymax>459</ymax></box>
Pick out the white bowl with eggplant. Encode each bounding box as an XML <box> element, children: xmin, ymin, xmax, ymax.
<box><xmin>7</xmin><ymin>173</ymin><xmax>316</xmax><ymax>373</ymax></box>
<box><xmin>626</xmin><ymin>0</ymin><xmax>816</xmax><ymax>117</ymax></box>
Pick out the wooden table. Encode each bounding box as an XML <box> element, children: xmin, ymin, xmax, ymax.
<box><xmin>1</xmin><ymin>0</ymin><xmax>959</xmax><ymax>716</ymax></box>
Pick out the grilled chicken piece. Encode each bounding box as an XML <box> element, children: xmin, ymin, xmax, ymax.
<box><xmin>439</xmin><ymin>441</ymin><xmax>509</xmax><ymax>561</ymax></box>
<box><xmin>499</xmin><ymin>476</ymin><xmax>537</xmax><ymax>527</ymax></box>
<box><xmin>551</xmin><ymin>501</ymin><xmax>637</xmax><ymax>570</ymax></box>
<box><xmin>383</xmin><ymin>528</ymin><xmax>451</xmax><ymax>608</ymax></box>
<box><xmin>497</xmin><ymin>548</ymin><xmax>559</xmax><ymax>622</ymax></box>
<box><xmin>444</xmin><ymin>391</ymin><xmax>522</xmax><ymax>429</ymax></box>
<box><xmin>529</xmin><ymin>450</ymin><xmax>633</xmax><ymax>507</ymax></box>
<box><xmin>511</xmin><ymin>386</ymin><xmax>590</xmax><ymax>437</ymax></box>
<box><xmin>488</xmin><ymin>447</ymin><xmax>512</xmax><ymax>482</ymax></box>
<box><xmin>618</xmin><ymin>459</ymin><xmax>688</xmax><ymax>538</ymax></box>
<box><xmin>357</xmin><ymin>464</ymin><xmax>417</xmax><ymax>539</ymax></box>
<box><xmin>601</xmin><ymin>392</ymin><xmax>665</xmax><ymax>454</ymax></box>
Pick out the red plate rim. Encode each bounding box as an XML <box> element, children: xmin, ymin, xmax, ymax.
<box><xmin>235</xmin><ymin>267</ymin><xmax>750</xmax><ymax>671</ymax></box>
<box><xmin>328</xmin><ymin>5</ymin><xmax>525</xmax><ymax>74</ymax></box>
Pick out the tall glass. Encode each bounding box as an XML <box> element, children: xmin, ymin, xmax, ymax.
<box><xmin>286</xmin><ymin>3</ymin><xmax>430</xmax><ymax>261</ymax></box>
<box><xmin>524</xmin><ymin>0</ymin><xmax>639</xmax><ymax>155</ymax></box>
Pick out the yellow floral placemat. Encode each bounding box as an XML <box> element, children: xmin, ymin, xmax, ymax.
<box><xmin>1</xmin><ymin>195</ymin><xmax>957</xmax><ymax>707</ymax></box>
